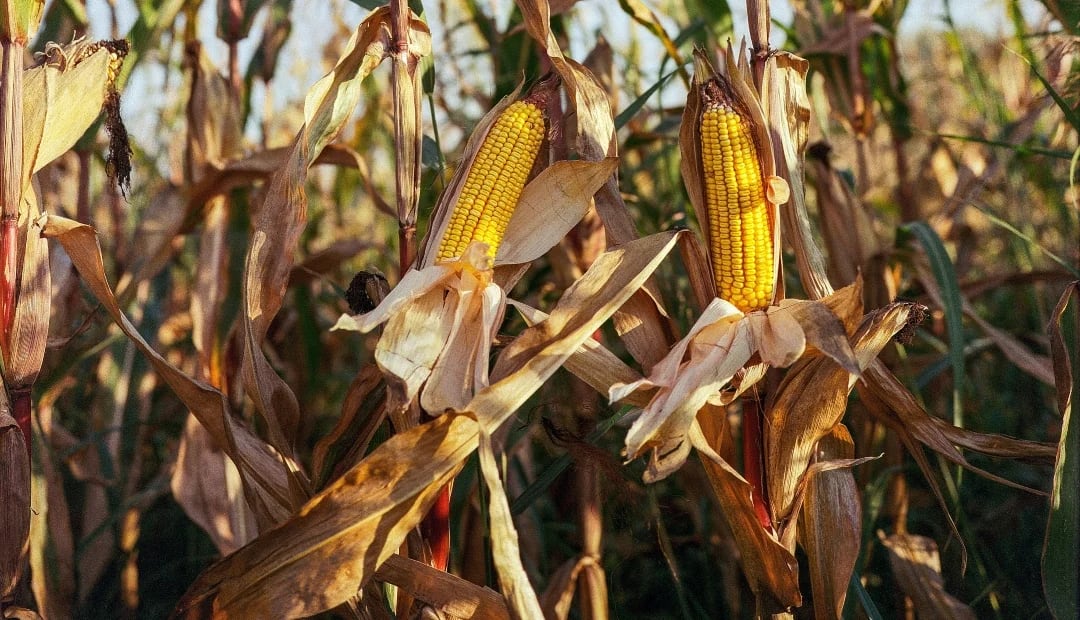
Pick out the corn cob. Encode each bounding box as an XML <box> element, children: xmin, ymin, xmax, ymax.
<box><xmin>435</xmin><ymin>99</ymin><xmax>546</xmax><ymax>262</ymax></box>
<box><xmin>699</xmin><ymin>76</ymin><xmax>773</xmax><ymax>312</ymax></box>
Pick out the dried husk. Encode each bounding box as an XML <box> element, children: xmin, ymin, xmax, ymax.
<box><xmin>22</xmin><ymin>41</ymin><xmax>121</xmax><ymax>188</ymax></box>
<box><xmin>612</xmin><ymin>283</ymin><xmax>860</xmax><ymax>482</ymax></box>
<box><xmin>800</xmin><ymin>425</ymin><xmax>861</xmax><ymax>620</ymax></box>
<box><xmin>761</xmin><ymin>50</ymin><xmax>833</xmax><ymax>300</ymax></box>
<box><xmin>765</xmin><ymin>300</ymin><xmax>915</xmax><ymax>527</ymax></box>
<box><xmin>694</xmin><ymin>419</ymin><xmax>802</xmax><ymax>609</ymax></box>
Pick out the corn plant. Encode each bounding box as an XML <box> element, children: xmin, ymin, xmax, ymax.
<box><xmin>0</xmin><ymin>0</ymin><xmax>1075</xmax><ymax>618</ymax></box>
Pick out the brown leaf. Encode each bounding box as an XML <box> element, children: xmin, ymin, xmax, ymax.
<box><xmin>479</xmin><ymin>430</ymin><xmax>544</xmax><ymax>618</ymax></box>
<box><xmin>374</xmin><ymin>555</ymin><xmax>508</xmax><ymax>619</ymax></box>
<box><xmin>507</xmin><ymin>300</ymin><xmax>648</xmax><ymax>408</ymax></box>
<box><xmin>311</xmin><ymin>365</ymin><xmax>387</xmax><ymax>489</ymax></box>
<box><xmin>43</xmin><ymin>215</ymin><xmax>296</xmax><ymax>526</ymax></box>
<box><xmin>801</xmin><ymin>425</ymin><xmax>860</xmax><ymax>620</ymax></box>
<box><xmin>879</xmin><ymin>532</ymin><xmax>977</xmax><ymax>620</ymax></box>
<box><xmin>1</xmin><ymin>404</ymin><xmax>30</xmax><ymax>599</ymax></box>
<box><xmin>171</xmin><ymin>416</ymin><xmax>256</xmax><ymax>555</ymax></box>
<box><xmin>240</xmin><ymin>6</ymin><xmax>395</xmax><ymax>456</ymax></box>
<box><xmin>484</xmin><ymin>231</ymin><xmax>682</xmax><ymax>431</ymax></box>
<box><xmin>767</xmin><ymin>302</ymin><xmax>915</xmax><ymax>524</ymax></box>
<box><xmin>173</xmin><ymin>413</ymin><xmax>477</xmax><ymax>619</ymax></box>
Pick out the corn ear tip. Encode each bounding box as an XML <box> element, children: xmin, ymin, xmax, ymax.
<box><xmin>523</xmin><ymin>72</ymin><xmax>560</xmax><ymax>107</ymax></box>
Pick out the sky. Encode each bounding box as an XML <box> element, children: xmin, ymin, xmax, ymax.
<box><xmin>80</xmin><ymin>0</ymin><xmax>1053</xmax><ymax>170</ymax></box>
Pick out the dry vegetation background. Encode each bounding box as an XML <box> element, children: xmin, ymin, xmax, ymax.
<box><xmin>0</xmin><ymin>0</ymin><xmax>1077</xmax><ymax>618</ymax></box>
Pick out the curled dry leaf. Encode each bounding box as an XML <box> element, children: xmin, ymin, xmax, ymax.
<box><xmin>507</xmin><ymin>299</ymin><xmax>647</xmax><ymax>408</ymax></box>
<box><xmin>484</xmin><ymin>230</ymin><xmax>682</xmax><ymax>431</ymax></box>
<box><xmin>173</xmin><ymin>413</ymin><xmax>478</xmax><ymax>619</ymax></box>
<box><xmin>240</xmin><ymin>6</ymin><xmax>412</xmax><ymax>459</ymax></box>
<box><xmin>766</xmin><ymin>300</ymin><xmax>915</xmax><ymax>527</ymax></box>
<box><xmin>42</xmin><ymin>215</ymin><xmax>295</xmax><ymax>527</ymax></box>
<box><xmin>879</xmin><ymin>532</ymin><xmax>977</xmax><ymax>620</ymax></box>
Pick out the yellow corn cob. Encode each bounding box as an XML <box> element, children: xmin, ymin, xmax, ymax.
<box><xmin>436</xmin><ymin>100</ymin><xmax>546</xmax><ymax>262</ymax></box>
<box><xmin>699</xmin><ymin>78</ymin><xmax>773</xmax><ymax>312</ymax></box>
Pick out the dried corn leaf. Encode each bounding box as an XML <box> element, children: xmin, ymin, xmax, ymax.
<box><xmin>171</xmin><ymin>416</ymin><xmax>255</xmax><ymax>555</ymax></box>
<box><xmin>801</xmin><ymin>425</ymin><xmax>860</xmax><ymax>620</ymax></box>
<box><xmin>508</xmin><ymin>299</ymin><xmax>647</xmax><ymax>408</ymax></box>
<box><xmin>766</xmin><ymin>302</ymin><xmax>915</xmax><ymax>525</ymax></box>
<box><xmin>174</xmin><ymin>413</ymin><xmax>478</xmax><ymax>619</ymax></box>
<box><xmin>373</xmin><ymin>555</ymin><xmax>508</xmax><ymax>619</ymax></box>
<box><xmin>478</xmin><ymin>430</ymin><xmax>544</xmax><ymax>619</ymax></box>
<box><xmin>862</xmin><ymin>359</ymin><xmax>1055</xmax><ymax>488</ymax></box>
<box><xmin>1</xmin><ymin>403</ymin><xmax>29</xmax><ymax>599</ymax></box>
<box><xmin>423</xmin><ymin>277</ymin><xmax>505</xmax><ymax>413</ymax></box>
<box><xmin>311</xmin><ymin>365</ymin><xmax>387</xmax><ymax>489</ymax></box>
<box><xmin>484</xmin><ymin>230</ymin><xmax>683</xmax><ymax>431</ymax></box>
<box><xmin>42</xmin><ymin>215</ymin><xmax>295</xmax><ymax>526</ymax></box>
<box><xmin>879</xmin><ymin>532</ymin><xmax>976</xmax><ymax>620</ymax></box>
<box><xmin>240</xmin><ymin>6</ymin><xmax>407</xmax><ymax>454</ymax></box>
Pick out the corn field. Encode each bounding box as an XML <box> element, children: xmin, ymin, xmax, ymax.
<box><xmin>0</xmin><ymin>0</ymin><xmax>1077</xmax><ymax>617</ymax></box>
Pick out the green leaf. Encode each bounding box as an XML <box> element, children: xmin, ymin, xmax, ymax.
<box><xmin>615</xmin><ymin>67</ymin><xmax>680</xmax><ymax>130</ymax></box>
<box><xmin>346</xmin><ymin>0</ymin><xmax>385</xmax><ymax>10</ymax></box>
<box><xmin>901</xmin><ymin>222</ymin><xmax>966</xmax><ymax>427</ymax></box>
<box><xmin>1044</xmin><ymin>283</ymin><xmax>1079</xmax><ymax>620</ymax></box>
